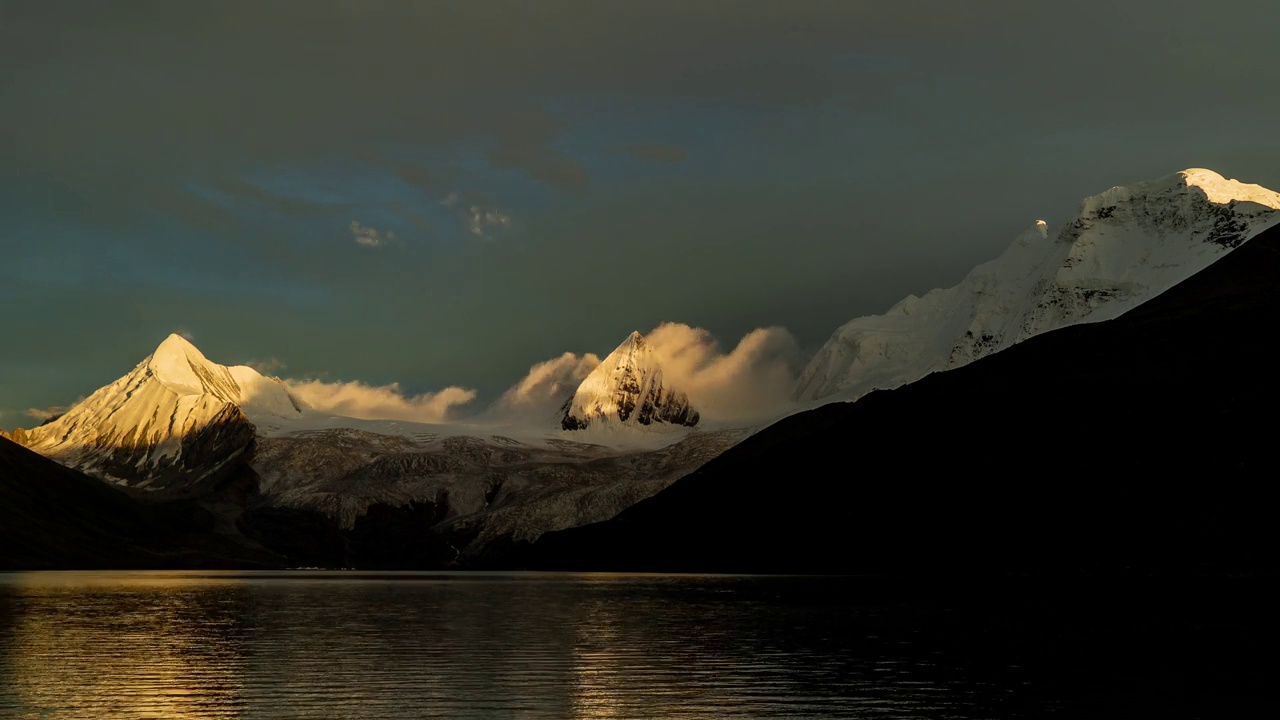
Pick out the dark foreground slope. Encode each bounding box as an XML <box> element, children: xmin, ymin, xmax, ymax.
<box><xmin>0</xmin><ymin>437</ymin><xmax>278</xmax><ymax>570</ymax></box>
<box><xmin>532</xmin><ymin>223</ymin><xmax>1280</xmax><ymax>576</ymax></box>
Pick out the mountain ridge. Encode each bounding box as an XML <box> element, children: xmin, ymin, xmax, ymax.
<box><xmin>0</xmin><ymin>435</ymin><xmax>278</xmax><ymax>570</ymax></box>
<box><xmin>15</xmin><ymin>333</ymin><xmax>300</xmax><ymax>492</ymax></box>
<box><xmin>530</xmin><ymin>219</ymin><xmax>1280</xmax><ymax>575</ymax></box>
<box><xmin>795</xmin><ymin>168</ymin><xmax>1280</xmax><ymax>403</ymax></box>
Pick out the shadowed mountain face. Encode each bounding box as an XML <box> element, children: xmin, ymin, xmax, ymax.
<box><xmin>531</xmin><ymin>223</ymin><xmax>1280</xmax><ymax>576</ymax></box>
<box><xmin>0</xmin><ymin>437</ymin><xmax>277</xmax><ymax>570</ymax></box>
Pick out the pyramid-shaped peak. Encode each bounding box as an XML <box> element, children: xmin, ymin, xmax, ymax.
<box><xmin>561</xmin><ymin>329</ymin><xmax>699</xmax><ymax>431</ymax></box>
<box><xmin>153</xmin><ymin>333</ymin><xmax>202</xmax><ymax>359</ymax></box>
<box><xmin>600</xmin><ymin>331</ymin><xmax>652</xmax><ymax>363</ymax></box>
<box><xmin>146</xmin><ymin>333</ymin><xmax>228</xmax><ymax>396</ymax></box>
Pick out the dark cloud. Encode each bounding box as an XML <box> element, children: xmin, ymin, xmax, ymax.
<box><xmin>390</xmin><ymin>203</ymin><xmax>433</xmax><ymax>233</ymax></box>
<box><xmin>3</xmin><ymin>0</ymin><xmax>1279</xmax><ymax>424</ymax></box>
<box><xmin>214</xmin><ymin>178</ymin><xmax>346</xmax><ymax>217</ymax></box>
<box><xmin>486</xmin><ymin>109</ymin><xmax>589</xmax><ymax>193</ymax></box>
<box><xmin>393</xmin><ymin>165</ymin><xmax>441</xmax><ymax>193</ymax></box>
<box><xmin>622</xmin><ymin>144</ymin><xmax>688</xmax><ymax>164</ymax></box>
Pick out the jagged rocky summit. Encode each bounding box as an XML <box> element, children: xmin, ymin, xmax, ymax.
<box><xmin>17</xmin><ymin>334</ymin><xmax>300</xmax><ymax>490</ymax></box>
<box><xmin>560</xmin><ymin>331</ymin><xmax>700</xmax><ymax>430</ymax></box>
<box><xmin>795</xmin><ymin>168</ymin><xmax>1280</xmax><ymax>403</ymax></box>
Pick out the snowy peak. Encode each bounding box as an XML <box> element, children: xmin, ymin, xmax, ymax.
<box><xmin>561</xmin><ymin>331</ymin><xmax>700</xmax><ymax>430</ymax></box>
<box><xmin>146</xmin><ymin>333</ymin><xmax>242</xmax><ymax>400</ymax></box>
<box><xmin>796</xmin><ymin>168</ymin><xmax>1280</xmax><ymax>403</ymax></box>
<box><xmin>1168</xmin><ymin>168</ymin><xmax>1279</xmax><ymax>207</ymax></box>
<box><xmin>1061</xmin><ymin>168</ymin><xmax>1280</xmax><ymax>250</ymax></box>
<box><xmin>19</xmin><ymin>335</ymin><xmax>301</xmax><ymax>489</ymax></box>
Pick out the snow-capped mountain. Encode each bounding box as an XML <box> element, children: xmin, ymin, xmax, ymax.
<box><xmin>561</xmin><ymin>331</ymin><xmax>700</xmax><ymax>430</ymax></box>
<box><xmin>796</xmin><ymin>168</ymin><xmax>1280</xmax><ymax>403</ymax></box>
<box><xmin>12</xmin><ymin>331</ymin><xmax>735</xmax><ymax>565</ymax></box>
<box><xmin>19</xmin><ymin>334</ymin><xmax>300</xmax><ymax>489</ymax></box>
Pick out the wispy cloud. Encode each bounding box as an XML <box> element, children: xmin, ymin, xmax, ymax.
<box><xmin>350</xmin><ymin>221</ymin><xmax>395</xmax><ymax>248</ymax></box>
<box><xmin>24</xmin><ymin>396</ymin><xmax>85</xmax><ymax>423</ymax></box>
<box><xmin>25</xmin><ymin>407</ymin><xmax>65</xmax><ymax>421</ymax></box>
<box><xmin>435</xmin><ymin>189</ymin><xmax>514</xmax><ymax>239</ymax></box>
<box><xmin>243</xmin><ymin>357</ymin><xmax>287</xmax><ymax>375</ymax></box>
<box><xmin>467</xmin><ymin>205</ymin><xmax>511</xmax><ymax>238</ymax></box>
<box><xmin>285</xmin><ymin>379</ymin><xmax>476</xmax><ymax>423</ymax></box>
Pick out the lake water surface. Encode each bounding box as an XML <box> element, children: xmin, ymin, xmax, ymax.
<box><xmin>0</xmin><ymin>572</ymin><xmax>1272</xmax><ymax>719</ymax></box>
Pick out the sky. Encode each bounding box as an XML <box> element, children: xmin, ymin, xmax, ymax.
<box><xmin>3</xmin><ymin>0</ymin><xmax>1279</xmax><ymax>428</ymax></box>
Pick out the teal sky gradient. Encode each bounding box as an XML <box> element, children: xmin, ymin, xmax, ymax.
<box><xmin>3</xmin><ymin>1</ymin><xmax>1279</xmax><ymax>426</ymax></box>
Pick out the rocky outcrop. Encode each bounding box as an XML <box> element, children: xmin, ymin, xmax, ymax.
<box><xmin>561</xmin><ymin>331</ymin><xmax>700</xmax><ymax>430</ymax></box>
<box><xmin>241</xmin><ymin>427</ymin><xmax>748</xmax><ymax>567</ymax></box>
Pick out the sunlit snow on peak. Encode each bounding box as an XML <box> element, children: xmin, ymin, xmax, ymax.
<box><xmin>796</xmin><ymin>168</ymin><xmax>1280</xmax><ymax>404</ymax></box>
<box><xmin>1178</xmin><ymin>168</ymin><xmax>1280</xmax><ymax>207</ymax></box>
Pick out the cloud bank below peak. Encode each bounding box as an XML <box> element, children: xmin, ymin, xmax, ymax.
<box><xmin>488</xmin><ymin>352</ymin><xmax>602</xmax><ymax>421</ymax></box>
<box><xmin>487</xmin><ymin>322</ymin><xmax>803</xmax><ymax>427</ymax></box>
<box><xmin>644</xmin><ymin>323</ymin><xmax>802</xmax><ymax>424</ymax></box>
<box><xmin>284</xmin><ymin>378</ymin><xmax>477</xmax><ymax>424</ymax></box>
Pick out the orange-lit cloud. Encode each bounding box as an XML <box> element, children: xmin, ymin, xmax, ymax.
<box><xmin>495</xmin><ymin>323</ymin><xmax>802</xmax><ymax>425</ymax></box>
<box><xmin>285</xmin><ymin>379</ymin><xmax>475</xmax><ymax>423</ymax></box>
<box><xmin>24</xmin><ymin>398</ymin><xmax>85</xmax><ymax>422</ymax></box>
<box><xmin>645</xmin><ymin>322</ymin><xmax>802</xmax><ymax>423</ymax></box>
<box><xmin>491</xmin><ymin>352</ymin><xmax>601</xmax><ymax>420</ymax></box>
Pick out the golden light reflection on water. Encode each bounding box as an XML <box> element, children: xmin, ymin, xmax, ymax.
<box><xmin>2</xmin><ymin>572</ymin><xmax>249</xmax><ymax>719</ymax></box>
<box><xmin>0</xmin><ymin>571</ymin><xmax>1046</xmax><ymax>719</ymax></box>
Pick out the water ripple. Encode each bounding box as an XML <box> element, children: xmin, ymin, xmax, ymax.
<box><xmin>1</xmin><ymin>571</ymin><xmax>1256</xmax><ymax>719</ymax></box>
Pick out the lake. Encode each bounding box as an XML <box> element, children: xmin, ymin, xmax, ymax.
<box><xmin>0</xmin><ymin>572</ymin><xmax>1272</xmax><ymax>719</ymax></box>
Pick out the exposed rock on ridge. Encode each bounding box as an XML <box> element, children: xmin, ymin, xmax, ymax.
<box><xmin>796</xmin><ymin>169</ymin><xmax>1280</xmax><ymax>403</ymax></box>
<box><xmin>561</xmin><ymin>331</ymin><xmax>700</xmax><ymax>430</ymax></box>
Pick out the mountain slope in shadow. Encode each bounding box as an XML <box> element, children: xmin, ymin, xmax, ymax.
<box><xmin>0</xmin><ymin>436</ymin><xmax>278</xmax><ymax>570</ymax></box>
<box><xmin>531</xmin><ymin>223</ymin><xmax>1280</xmax><ymax>576</ymax></box>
